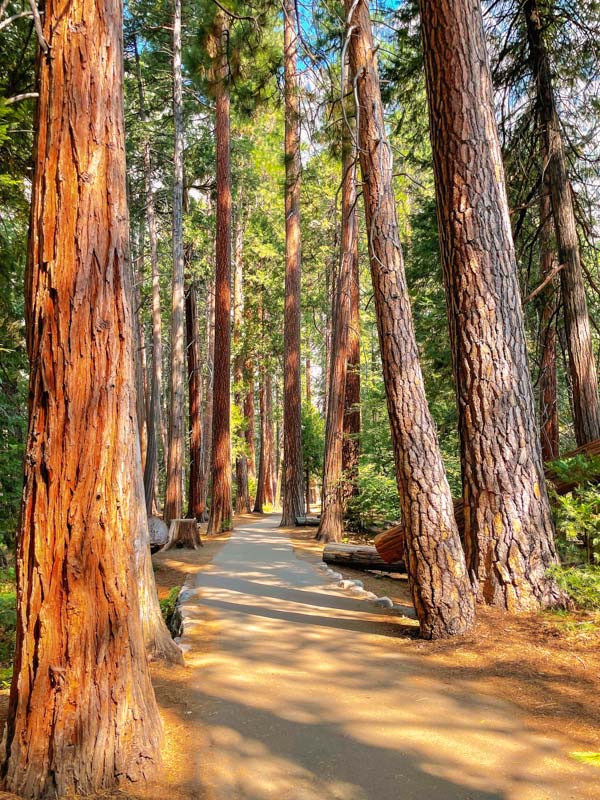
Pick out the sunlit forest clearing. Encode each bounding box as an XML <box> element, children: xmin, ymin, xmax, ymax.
<box><xmin>1</xmin><ymin>0</ymin><xmax>600</xmax><ymax>797</ymax></box>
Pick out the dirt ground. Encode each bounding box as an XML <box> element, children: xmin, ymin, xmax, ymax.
<box><xmin>0</xmin><ymin>513</ymin><xmax>598</xmax><ymax>799</ymax></box>
<box><xmin>289</xmin><ymin>525</ymin><xmax>600</xmax><ymax>761</ymax></box>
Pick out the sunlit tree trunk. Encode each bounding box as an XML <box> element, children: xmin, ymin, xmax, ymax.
<box><xmin>233</xmin><ymin>217</ymin><xmax>251</xmax><ymax>513</ymax></box>
<box><xmin>421</xmin><ymin>0</ymin><xmax>563</xmax><ymax>610</ymax></box>
<box><xmin>347</xmin><ymin>0</ymin><xmax>474</xmax><ymax>638</ymax></box>
<box><xmin>318</xmin><ymin>82</ymin><xmax>358</xmax><ymax>543</ymax></box>
<box><xmin>134</xmin><ymin>39</ymin><xmax>166</xmax><ymax>514</ymax></box>
<box><xmin>200</xmin><ymin>278</ymin><xmax>215</xmax><ymax>522</ymax></box>
<box><xmin>280</xmin><ymin>0</ymin><xmax>305</xmax><ymax>526</ymax></box>
<box><xmin>165</xmin><ymin>0</ymin><xmax>186</xmax><ymax>523</ymax></box>
<box><xmin>538</xmin><ymin>177</ymin><xmax>560</xmax><ymax>461</ymax></box>
<box><xmin>524</xmin><ymin>0</ymin><xmax>600</xmax><ymax>446</ymax></box>
<box><xmin>186</xmin><ymin>283</ymin><xmax>204</xmax><ymax>519</ymax></box>
<box><xmin>208</xmin><ymin>10</ymin><xmax>233</xmax><ymax>533</ymax></box>
<box><xmin>1</xmin><ymin>0</ymin><xmax>163</xmax><ymax>793</ymax></box>
<box><xmin>243</xmin><ymin>356</ymin><xmax>256</xmax><ymax>479</ymax></box>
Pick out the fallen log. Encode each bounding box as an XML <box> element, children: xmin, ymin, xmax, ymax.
<box><xmin>323</xmin><ymin>543</ymin><xmax>405</xmax><ymax>573</ymax></box>
<box><xmin>373</xmin><ymin>439</ymin><xmax>600</xmax><ymax>564</ymax></box>
<box><xmin>373</xmin><ymin>524</ymin><xmax>404</xmax><ymax>564</ymax></box>
<box><xmin>296</xmin><ymin>515</ymin><xmax>321</xmax><ymax>527</ymax></box>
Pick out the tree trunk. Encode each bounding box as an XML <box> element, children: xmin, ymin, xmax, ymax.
<box><xmin>200</xmin><ymin>278</ymin><xmax>214</xmax><ymax>522</ymax></box>
<box><xmin>420</xmin><ymin>0</ymin><xmax>563</xmax><ymax>610</ymax></box>
<box><xmin>342</xmin><ymin>180</ymin><xmax>360</xmax><ymax>502</ymax></box>
<box><xmin>164</xmin><ymin>0</ymin><xmax>186</xmax><ymax>524</ymax></box>
<box><xmin>538</xmin><ymin>176</ymin><xmax>560</xmax><ymax>461</ymax></box>
<box><xmin>524</xmin><ymin>0</ymin><xmax>600</xmax><ymax>446</ymax></box>
<box><xmin>1</xmin><ymin>0</ymin><xmax>163</xmax><ymax>792</ymax></box>
<box><xmin>186</xmin><ymin>283</ymin><xmax>204</xmax><ymax>519</ymax></box>
<box><xmin>317</xmin><ymin>85</ymin><xmax>358</xmax><ymax>543</ymax></box>
<box><xmin>243</xmin><ymin>356</ymin><xmax>256</xmax><ymax>479</ymax></box>
<box><xmin>233</xmin><ymin>217</ymin><xmax>251</xmax><ymax>513</ymax></box>
<box><xmin>347</xmin><ymin>0</ymin><xmax>474</xmax><ymax>639</ymax></box>
<box><xmin>208</xmin><ymin>10</ymin><xmax>233</xmax><ymax>534</ymax></box>
<box><xmin>143</xmin><ymin>134</ymin><xmax>166</xmax><ymax>512</ymax></box>
<box><xmin>280</xmin><ymin>0</ymin><xmax>305</xmax><ymax>526</ymax></box>
<box><xmin>254</xmin><ymin>365</ymin><xmax>276</xmax><ymax>512</ymax></box>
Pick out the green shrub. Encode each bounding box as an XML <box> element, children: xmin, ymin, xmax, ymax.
<box><xmin>159</xmin><ymin>586</ymin><xmax>180</xmax><ymax>629</ymax></box>
<box><xmin>547</xmin><ymin>565</ymin><xmax>600</xmax><ymax>611</ymax></box>
<box><xmin>345</xmin><ymin>463</ymin><xmax>400</xmax><ymax>531</ymax></box>
<box><xmin>548</xmin><ymin>454</ymin><xmax>600</xmax><ymax>565</ymax></box>
<box><xmin>0</xmin><ymin>565</ymin><xmax>16</xmax><ymax>687</ymax></box>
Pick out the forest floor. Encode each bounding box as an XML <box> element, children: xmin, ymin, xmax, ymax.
<box><xmin>0</xmin><ymin>512</ymin><xmax>599</xmax><ymax>799</ymax></box>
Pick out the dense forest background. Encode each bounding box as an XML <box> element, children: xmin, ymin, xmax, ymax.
<box><xmin>1</xmin><ymin>0</ymin><xmax>600</xmax><ymax>550</ymax></box>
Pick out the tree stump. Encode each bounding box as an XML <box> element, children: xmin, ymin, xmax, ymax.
<box><xmin>162</xmin><ymin>519</ymin><xmax>203</xmax><ymax>550</ymax></box>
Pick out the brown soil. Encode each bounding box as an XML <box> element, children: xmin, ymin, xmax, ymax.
<box><xmin>288</xmin><ymin>523</ymin><xmax>600</xmax><ymax>758</ymax></box>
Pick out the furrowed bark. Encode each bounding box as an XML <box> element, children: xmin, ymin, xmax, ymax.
<box><xmin>342</xmin><ymin>190</ymin><xmax>360</xmax><ymax>504</ymax></box>
<box><xmin>420</xmin><ymin>0</ymin><xmax>563</xmax><ymax>610</ymax></box>
<box><xmin>1</xmin><ymin>0</ymin><xmax>163</xmax><ymax>793</ymax></box>
<box><xmin>280</xmin><ymin>0</ymin><xmax>305</xmax><ymax>526</ymax></box>
<box><xmin>207</xmin><ymin>10</ymin><xmax>233</xmax><ymax>534</ymax></box>
<box><xmin>200</xmin><ymin>278</ymin><xmax>215</xmax><ymax>522</ymax></box>
<box><xmin>538</xmin><ymin>176</ymin><xmax>560</xmax><ymax>461</ymax></box>
<box><xmin>233</xmin><ymin>217</ymin><xmax>251</xmax><ymax>513</ymax></box>
<box><xmin>347</xmin><ymin>0</ymin><xmax>474</xmax><ymax>639</ymax></box>
<box><xmin>524</xmin><ymin>0</ymin><xmax>600</xmax><ymax>446</ymax></box>
<box><xmin>165</xmin><ymin>0</ymin><xmax>186</xmax><ymax>523</ymax></box>
<box><xmin>318</xmin><ymin>79</ymin><xmax>358</xmax><ymax>543</ymax></box>
<box><xmin>186</xmin><ymin>283</ymin><xmax>204</xmax><ymax>519</ymax></box>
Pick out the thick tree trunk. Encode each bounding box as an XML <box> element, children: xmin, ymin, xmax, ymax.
<box><xmin>1</xmin><ymin>0</ymin><xmax>163</xmax><ymax>793</ymax></box>
<box><xmin>254</xmin><ymin>372</ymin><xmax>266</xmax><ymax>513</ymax></box>
<box><xmin>280</xmin><ymin>0</ymin><xmax>305</xmax><ymax>526</ymax></box>
<box><xmin>200</xmin><ymin>279</ymin><xmax>214</xmax><ymax>522</ymax></box>
<box><xmin>524</xmin><ymin>0</ymin><xmax>600</xmax><ymax>446</ymax></box>
<box><xmin>208</xmin><ymin>11</ymin><xmax>233</xmax><ymax>534</ymax></box>
<box><xmin>318</xmin><ymin>91</ymin><xmax>358</xmax><ymax>543</ymax></box>
<box><xmin>538</xmin><ymin>179</ymin><xmax>560</xmax><ymax>461</ymax></box>
<box><xmin>164</xmin><ymin>0</ymin><xmax>186</xmax><ymax>524</ymax></box>
<box><xmin>420</xmin><ymin>0</ymin><xmax>563</xmax><ymax>610</ymax></box>
<box><xmin>347</xmin><ymin>0</ymin><xmax>474</xmax><ymax>639</ymax></box>
<box><xmin>186</xmin><ymin>283</ymin><xmax>204</xmax><ymax>519</ymax></box>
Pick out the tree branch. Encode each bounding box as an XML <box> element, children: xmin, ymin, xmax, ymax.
<box><xmin>524</xmin><ymin>263</ymin><xmax>564</xmax><ymax>304</ymax></box>
<box><xmin>5</xmin><ymin>92</ymin><xmax>39</xmax><ymax>104</ymax></box>
<box><xmin>27</xmin><ymin>0</ymin><xmax>48</xmax><ymax>54</ymax></box>
<box><xmin>0</xmin><ymin>10</ymin><xmax>33</xmax><ymax>30</ymax></box>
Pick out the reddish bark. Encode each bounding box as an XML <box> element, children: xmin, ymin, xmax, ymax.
<box><xmin>1</xmin><ymin>0</ymin><xmax>162</xmax><ymax>792</ymax></box>
<box><xmin>318</xmin><ymin>91</ymin><xmax>358</xmax><ymax>543</ymax></box>
<box><xmin>233</xmin><ymin>218</ymin><xmax>251</xmax><ymax>513</ymax></box>
<box><xmin>207</xmin><ymin>10</ymin><xmax>233</xmax><ymax>533</ymax></box>
<box><xmin>280</xmin><ymin>0</ymin><xmax>305</xmax><ymax>526</ymax></box>
<box><xmin>186</xmin><ymin>283</ymin><xmax>204</xmax><ymax>519</ymax></box>
<box><xmin>164</xmin><ymin>0</ymin><xmax>185</xmax><ymax>523</ymax></box>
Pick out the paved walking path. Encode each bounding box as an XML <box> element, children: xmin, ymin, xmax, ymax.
<box><xmin>178</xmin><ymin>514</ymin><xmax>597</xmax><ymax>800</ymax></box>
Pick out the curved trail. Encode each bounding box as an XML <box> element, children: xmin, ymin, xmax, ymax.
<box><xmin>178</xmin><ymin>514</ymin><xmax>597</xmax><ymax>800</ymax></box>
